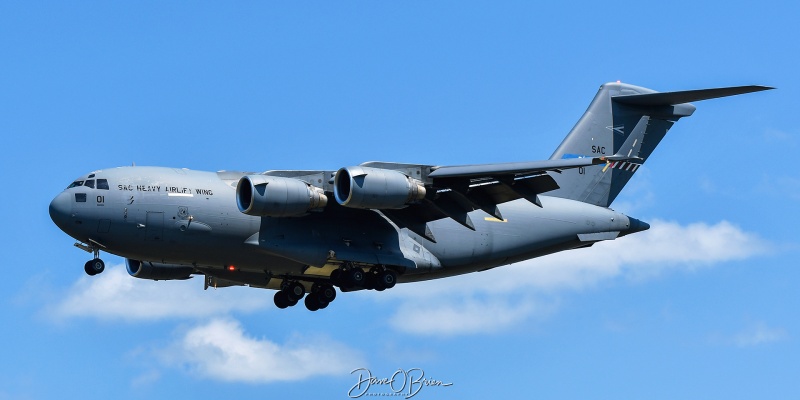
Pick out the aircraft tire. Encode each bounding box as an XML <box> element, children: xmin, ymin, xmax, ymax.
<box><xmin>362</xmin><ymin>273</ymin><xmax>376</xmax><ymax>290</ymax></box>
<box><xmin>304</xmin><ymin>294</ymin><xmax>321</xmax><ymax>311</ymax></box>
<box><xmin>286</xmin><ymin>281</ymin><xmax>305</xmax><ymax>302</ymax></box>
<box><xmin>84</xmin><ymin>259</ymin><xmax>104</xmax><ymax>276</ymax></box>
<box><xmin>378</xmin><ymin>270</ymin><xmax>396</xmax><ymax>289</ymax></box>
<box><xmin>84</xmin><ymin>261</ymin><xmax>97</xmax><ymax>276</ymax></box>
<box><xmin>330</xmin><ymin>269</ymin><xmax>342</xmax><ymax>287</ymax></box>
<box><xmin>90</xmin><ymin>258</ymin><xmax>105</xmax><ymax>274</ymax></box>
<box><xmin>348</xmin><ymin>269</ymin><xmax>365</xmax><ymax>287</ymax></box>
<box><xmin>317</xmin><ymin>285</ymin><xmax>336</xmax><ymax>303</ymax></box>
<box><xmin>274</xmin><ymin>291</ymin><xmax>290</xmax><ymax>309</ymax></box>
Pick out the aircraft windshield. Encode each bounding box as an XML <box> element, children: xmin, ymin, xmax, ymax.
<box><xmin>67</xmin><ymin>178</ymin><xmax>109</xmax><ymax>190</ymax></box>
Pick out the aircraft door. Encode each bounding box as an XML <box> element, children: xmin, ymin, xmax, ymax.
<box><xmin>145</xmin><ymin>211</ymin><xmax>164</xmax><ymax>241</ymax></box>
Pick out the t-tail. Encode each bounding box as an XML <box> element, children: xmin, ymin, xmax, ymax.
<box><xmin>546</xmin><ymin>82</ymin><xmax>772</xmax><ymax>207</ymax></box>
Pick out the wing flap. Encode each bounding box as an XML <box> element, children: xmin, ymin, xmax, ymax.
<box><xmin>428</xmin><ymin>157</ymin><xmax>605</xmax><ymax>179</ymax></box>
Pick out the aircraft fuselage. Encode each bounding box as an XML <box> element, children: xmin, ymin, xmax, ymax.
<box><xmin>49</xmin><ymin>166</ymin><xmax>640</xmax><ymax>286</ymax></box>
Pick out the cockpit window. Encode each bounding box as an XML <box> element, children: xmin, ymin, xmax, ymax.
<box><xmin>67</xmin><ymin>181</ymin><xmax>84</xmax><ymax>189</ymax></box>
<box><xmin>75</xmin><ymin>193</ymin><xmax>86</xmax><ymax>202</ymax></box>
<box><xmin>84</xmin><ymin>179</ymin><xmax>95</xmax><ymax>189</ymax></box>
<box><xmin>97</xmin><ymin>179</ymin><xmax>109</xmax><ymax>190</ymax></box>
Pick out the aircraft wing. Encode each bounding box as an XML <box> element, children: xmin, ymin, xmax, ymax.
<box><xmin>428</xmin><ymin>157</ymin><xmax>607</xmax><ymax>178</ymax></box>
<box><xmin>359</xmin><ymin>154</ymin><xmax>614</xmax><ymax>242</ymax></box>
<box><xmin>367</xmin><ymin>115</ymin><xmax>661</xmax><ymax>241</ymax></box>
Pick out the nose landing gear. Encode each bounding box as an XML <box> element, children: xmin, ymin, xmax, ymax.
<box><xmin>84</xmin><ymin>258</ymin><xmax>105</xmax><ymax>276</ymax></box>
<box><xmin>76</xmin><ymin>241</ymin><xmax>106</xmax><ymax>276</ymax></box>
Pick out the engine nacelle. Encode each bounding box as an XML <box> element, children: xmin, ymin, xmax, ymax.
<box><xmin>236</xmin><ymin>175</ymin><xmax>327</xmax><ymax>217</ymax></box>
<box><xmin>334</xmin><ymin>166</ymin><xmax>426</xmax><ymax>209</ymax></box>
<box><xmin>126</xmin><ymin>259</ymin><xmax>195</xmax><ymax>280</ymax></box>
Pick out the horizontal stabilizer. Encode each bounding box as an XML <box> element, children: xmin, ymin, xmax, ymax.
<box><xmin>612</xmin><ymin>85</ymin><xmax>773</xmax><ymax>107</ymax></box>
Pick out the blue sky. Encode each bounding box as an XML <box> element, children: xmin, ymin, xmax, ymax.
<box><xmin>2</xmin><ymin>1</ymin><xmax>798</xmax><ymax>399</ymax></box>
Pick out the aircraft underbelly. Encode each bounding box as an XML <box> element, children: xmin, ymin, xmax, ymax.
<box><xmin>422</xmin><ymin>196</ymin><xmax>621</xmax><ymax>273</ymax></box>
<box><xmin>246</xmin><ymin>209</ymin><xmax>441</xmax><ymax>273</ymax></box>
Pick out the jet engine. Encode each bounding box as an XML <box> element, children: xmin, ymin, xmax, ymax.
<box><xmin>334</xmin><ymin>166</ymin><xmax>426</xmax><ymax>209</ymax></box>
<box><xmin>126</xmin><ymin>259</ymin><xmax>195</xmax><ymax>280</ymax></box>
<box><xmin>236</xmin><ymin>175</ymin><xmax>327</xmax><ymax>217</ymax></box>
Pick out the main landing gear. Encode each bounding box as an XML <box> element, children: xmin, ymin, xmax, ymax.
<box><xmin>273</xmin><ymin>280</ymin><xmax>337</xmax><ymax>311</ymax></box>
<box><xmin>272</xmin><ymin>264</ymin><xmax>398</xmax><ymax>312</ymax></box>
<box><xmin>331</xmin><ymin>265</ymin><xmax>397</xmax><ymax>291</ymax></box>
<box><xmin>304</xmin><ymin>283</ymin><xmax>337</xmax><ymax>311</ymax></box>
<box><xmin>273</xmin><ymin>281</ymin><xmax>305</xmax><ymax>309</ymax></box>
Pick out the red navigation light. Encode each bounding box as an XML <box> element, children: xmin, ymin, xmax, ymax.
<box><xmin>228</xmin><ymin>265</ymin><xmax>236</xmax><ymax>271</ymax></box>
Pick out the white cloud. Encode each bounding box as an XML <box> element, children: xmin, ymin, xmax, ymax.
<box><xmin>732</xmin><ymin>322</ymin><xmax>788</xmax><ymax>347</ymax></box>
<box><xmin>47</xmin><ymin>265</ymin><xmax>272</xmax><ymax>322</ymax></box>
<box><xmin>48</xmin><ymin>269</ymin><xmax>364</xmax><ymax>384</ymax></box>
<box><xmin>159</xmin><ymin>318</ymin><xmax>363</xmax><ymax>383</ymax></box>
<box><xmin>382</xmin><ymin>220</ymin><xmax>767</xmax><ymax>336</ymax></box>
<box><xmin>390</xmin><ymin>220</ymin><xmax>765</xmax><ymax>298</ymax></box>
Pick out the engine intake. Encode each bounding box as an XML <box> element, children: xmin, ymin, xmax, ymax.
<box><xmin>237</xmin><ymin>175</ymin><xmax>327</xmax><ymax>217</ymax></box>
<box><xmin>126</xmin><ymin>259</ymin><xmax>195</xmax><ymax>280</ymax></box>
<box><xmin>334</xmin><ymin>166</ymin><xmax>426</xmax><ymax>209</ymax></box>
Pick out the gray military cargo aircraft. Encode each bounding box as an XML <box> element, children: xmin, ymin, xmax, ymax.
<box><xmin>49</xmin><ymin>82</ymin><xmax>771</xmax><ymax>311</ymax></box>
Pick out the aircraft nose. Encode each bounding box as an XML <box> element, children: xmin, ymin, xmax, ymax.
<box><xmin>49</xmin><ymin>191</ymin><xmax>72</xmax><ymax>231</ymax></box>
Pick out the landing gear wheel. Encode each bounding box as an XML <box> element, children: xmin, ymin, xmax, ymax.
<box><xmin>330</xmin><ymin>269</ymin><xmax>342</xmax><ymax>287</ymax></box>
<box><xmin>304</xmin><ymin>293</ymin><xmax>321</xmax><ymax>311</ymax></box>
<box><xmin>347</xmin><ymin>268</ymin><xmax>365</xmax><ymax>287</ymax></box>
<box><xmin>363</xmin><ymin>270</ymin><xmax>377</xmax><ymax>290</ymax></box>
<box><xmin>274</xmin><ymin>291</ymin><xmax>291</xmax><ymax>309</ymax></box>
<box><xmin>84</xmin><ymin>258</ymin><xmax>105</xmax><ymax>276</ymax></box>
<box><xmin>285</xmin><ymin>281</ymin><xmax>305</xmax><ymax>302</ymax></box>
<box><xmin>378</xmin><ymin>270</ymin><xmax>397</xmax><ymax>289</ymax></box>
<box><xmin>84</xmin><ymin>261</ymin><xmax>96</xmax><ymax>276</ymax></box>
<box><xmin>316</xmin><ymin>285</ymin><xmax>337</xmax><ymax>303</ymax></box>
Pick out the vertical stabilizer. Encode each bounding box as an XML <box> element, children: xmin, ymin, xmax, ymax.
<box><xmin>547</xmin><ymin>82</ymin><xmax>701</xmax><ymax>207</ymax></box>
<box><xmin>546</xmin><ymin>82</ymin><xmax>770</xmax><ymax>206</ymax></box>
